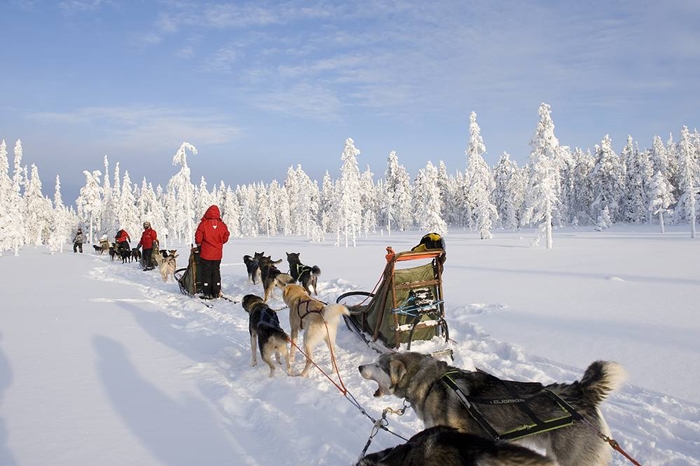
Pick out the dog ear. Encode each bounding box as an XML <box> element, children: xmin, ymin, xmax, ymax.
<box><xmin>388</xmin><ymin>360</ymin><xmax>407</xmax><ymax>390</ymax></box>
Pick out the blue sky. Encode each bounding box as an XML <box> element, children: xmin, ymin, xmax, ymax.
<box><xmin>2</xmin><ymin>0</ymin><xmax>699</xmax><ymax>203</ymax></box>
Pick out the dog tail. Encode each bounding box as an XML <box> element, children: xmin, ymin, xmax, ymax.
<box><xmin>322</xmin><ymin>303</ymin><xmax>350</xmax><ymax>323</ymax></box>
<box><xmin>312</xmin><ymin>265</ymin><xmax>321</xmax><ymax>275</ymax></box>
<box><xmin>579</xmin><ymin>360</ymin><xmax>626</xmax><ymax>406</ymax></box>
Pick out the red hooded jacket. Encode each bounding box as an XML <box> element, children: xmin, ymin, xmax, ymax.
<box><xmin>195</xmin><ymin>205</ymin><xmax>230</xmax><ymax>261</ymax></box>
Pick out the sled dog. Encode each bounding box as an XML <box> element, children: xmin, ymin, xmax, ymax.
<box><xmin>358</xmin><ymin>351</ymin><xmax>625</xmax><ymax>466</ymax></box>
<box><xmin>242</xmin><ymin>294</ymin><xmax>291</xmax><ymax>377</ymax></box>
<box><xmin>243</xmin><ymin>251</ymin><xmax>264</xmax><ymax>284</ymax></box>
<box><xmin>281</xmin><ymin>284</ymin><xmax>349</xmax><ymax>377</ymax></box>
<box><xmin>259</xmin><ymin>254</ymin><xmax>293</xmax><ymax>302</ymax></box>
<box><xmin>357</xmin><ymin>425</ymin><xmax>557</xmax><ymax>466</ymax></box>
<box><xmin>159</xmin><ymin>253</ymin><xmax>179</xmax><ymax>282</ymax></box>
<box><xmin>286</xmin><ymin>252</ymin><xmax>321</xmax><ymax>295</ymax></box>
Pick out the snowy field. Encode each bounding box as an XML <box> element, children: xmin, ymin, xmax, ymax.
<box><xmin>1</xmin><ymin>226</ymin><xmax>699</xmax><ymax>465</ymax></box>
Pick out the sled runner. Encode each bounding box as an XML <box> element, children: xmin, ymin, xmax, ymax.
<box><xmin>337</xmin><ymin>233</ymin><xmax>448</xmax><ymax>351</ymax></box>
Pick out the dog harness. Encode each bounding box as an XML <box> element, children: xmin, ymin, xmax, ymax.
<box><xmin>295</xmin><ymin>299</ymin><xmax>325</xmax><ymax>330</ymax></box>
<box><xmin>435</xmin><ymin>370</ymin><xmax>583</xmax><ymax>441</ymax></box>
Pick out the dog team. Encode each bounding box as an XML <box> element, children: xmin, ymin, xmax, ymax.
<box><xmin>80</xmin><ymin>207</ymin><xmax>627</xmax><ymax>465</ymax></box>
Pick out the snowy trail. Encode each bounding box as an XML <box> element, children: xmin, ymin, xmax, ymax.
<box><xmin>94</xmin><ymin>253</ymin><xmax>700</xmax><ymax>466</ymax></box>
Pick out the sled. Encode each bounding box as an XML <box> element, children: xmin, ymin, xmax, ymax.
<box><xmin>337</xmin><ymin>235</ymin><xmax>448</xmax><ymax>351</ymax></box>
<box><xmin>174</xmin><ymin>246</ymin><xmax>202</xmax><ymax>296</ymax></box>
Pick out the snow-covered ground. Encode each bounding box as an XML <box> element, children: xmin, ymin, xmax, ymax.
<box><xmin>1</xmin><ymin>226</ymin><xmax>698</xmax><ymax>465</ymax></box>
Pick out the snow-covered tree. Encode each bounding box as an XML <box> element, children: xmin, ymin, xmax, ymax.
<box><xmin>413</xmin><ymin>161</ymin><xmax>447</xmax><ymax>236</ymax></box>
<box><xmin>493</xmin><ymin>153</ymin><xmax>523</xmax><ymax>229</ymax></box>
<box><xmin>24</xmin><ymin>164</ymin><xmax>52</xmax><ymax>245</ymax></box>
<box><xmin>383</xmin><ymin>151</ymin><xmax>413</xmax><ymax>232</ymax></box>
<box><xmin>621</xmin><ymin>136</ymin><xmax>653</xmax><ymax>223</ymax></box>
<box><xmin>465</xmin><ymin>112</ymin><xmax>497</xmax><ymax>239</ymax></box>
<box><xmin>359</xmin><ymin>166</ymin><xmax>378</xmax><ymax>236</ymax></box>
<box><xmin>221</xmin><ymin>184</ymin><xmax>241</xmax><ymax>238</ymax></box>
<box><xmin>319</xmin><ymin>172</ymin><xmax>336</xmax><ymax>234</ymax></box>
<box><xmin>675</xmin><ymin>126</ymin><xmax>700</xmax><ymax>238</ymax></box>
<box><xmin>76</xmin><ymin>170</ymin><xmax>102</xmax><ymax>244</ymax></box>
<box><xmin>648</xmin><ymin>170</ymin><xmax>674</xmax><ymax>233</ymax></box>
<box><xmin>590</xmin><ymin>135</ymin><xmax>625</xmax><ymax>224</ymax></box>
<box><xmin>522</xmin><ymin>103</ymin><xmax>561</xmax><ymax>249</ymax></box>
<box><xmin>335</xmin><ymin>138</ymin><xmax>363</xmax><ymax>247</ymax></box>
<box><xmin>169</xmin><ymin>142</ymin><xmax>197</xmax><ymax>241</ymax></box>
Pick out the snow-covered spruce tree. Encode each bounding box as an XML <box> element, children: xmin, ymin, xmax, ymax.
<box><xmin>116</xmin><ymin>170</ymin><xmax>139</xmax><ymax>238</ymax></box>
<box><xmin>465</xmin><ymin>111</ymin><xmax>498</xmax><ymax>239</ymax></box>
<box><xmin>0</xmin><ymin>140</ymin><xmax>24</xmax><ymax>255</ymax></box>
<box><xmin>335</xmin><ymin>138</ymin><xmax>363</xmax><ymax>247</ymax></box>
<box><xmin>522</xmin><ymin>103</ymin><xmax>561</xmax><ymax>249</ymax></box>
<box><xmin>140</xmin><ymin>180</ymin><xmax>167</xmax><ymax>246</ymax></box>
<box><xmin>437</xmin><ymin>161</ymin><xmax>459</xmax><ymax>227</ymax></box>
<box><xmin>590</xmin><ymin>135</ymin><xmax>625</xmax><ymax>225</ymax></box>
<box><xmin>76</xmin><ymin>169</ymin><xmax>102</xmax><ymax>244</ymax></box>
<box><xmin>383</xmin><ymin>151</ymin><xmax>413</xmax><ymax>232</ymax></box>
<box><xmin>100</xmin><ymin>155</ymin><xmax>117</xmax><ymax>236</ymax></box>
<box><xmin>413</xmin><ymin>161</ymin><xmax>447</xmax><ymax>236</ymax></box>
<box><xmin>195</xmin><ymin>176</ymin><xmax>214</xmax><ymax>221</ymax></box>
<box><xmin>648</xmin><ymin>170</ymin><xmax>674</xmax><ymax>233</ymax></box>
<box><xmin>269</xmin><ymin>179</ymin><xmax>290</xmax><ymax>236</ymax></box>
<box><xmin>24</xmin><ymin>164</ymin><xmax>52</xmax><ymax>246</ymax></box>
<box><xmin>49</xmin><ymin>175</ymin><xmax>71</xmax><ymax>253</ymax></box>
<box><xmin>675</xmin><ymin>126</ymin><xmax>700</xmax><ymax>238</ymax></box>
<box><xmin>221</xmin><ymin>184</ymin><xmax>241</xmax><ymax>238</ymax></box>
<box><xmin>237</xmin><ymin>184</ymin><xmax>259</xmax><ymax>237</ymax></box>
<box><xmin>493</xmin><ymin>152</ymin><xmax>523</xmax><ymax>229</ymax></box>
<box><xmin>256</xmin><ymin>182</ymin><xmax>275</xmax><ymax>237</ymax></box>
<box><xmin>567</xmin><ymin>148</ymin><xmax>595</xmax><ymax>225</ymax></box>
<box><xmin>320</xmin><ymin>172</ymin><xmax>336</xmax><ymax>234</ymax></box>
<box><xmin>169</xmin><ymin>142</ymin><xmax>197</xmax><ymax>242</ymax></box>
<box><xmin>290</xmin><ymin>165</ymin><xmax>320</xmax><ymax>239</ymax></box>
<box><xmin>621</xmin><ymin>136</ymin><xmax>653</xmax><ymax>224</ymax></box>
<box><xmin>360</xmin><ymin>166</ymin><xmax>378</xmax><ymax>237</ymax></box>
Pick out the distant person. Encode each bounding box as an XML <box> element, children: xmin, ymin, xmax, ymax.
<box><xmin>73</xmin><ymin>228</ymin><xmax>85</xmax><ymax>253</ymax></box>
<box><xmin>115</xmin><ymin>228</ymin><xmax>131</xmax><ymax>254</ymax></box>
<box><xmin>195</xmin><ymin>205</ymin><xmax>230</xmax><ymax>299</ymax></box>
<box><xmin>137</xmin><ymin>221</ymin><xmax>158</xmax><ymax>271</ymax></box>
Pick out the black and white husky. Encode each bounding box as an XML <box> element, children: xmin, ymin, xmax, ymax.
<box><xmin>242</xmin><ymin>294</ymin><xmax>290</xmax><ymax>377</ymax></box>
<box><xmin>357</xmin><ymin>425</ymin><xmax>557</xmax><ymax>466</ymax></box>
<box><xmin>359</xmin><ymin>351</ymin><xmax>626</xmax><ymax>466</ymax></box>
<box><xmin>286</xmin><ymin>252</ymin><xmax>321</xmax><ymax>296</ymax></box>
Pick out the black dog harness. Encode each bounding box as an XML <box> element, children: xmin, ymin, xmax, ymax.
<box><xmin>435</xmin><ymin>370</ymin><xmax>583</xmax><ymax>441</ymax></box>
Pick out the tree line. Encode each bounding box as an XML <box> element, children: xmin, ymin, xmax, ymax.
<box><xmin>1</xmin><ymin>103</ymin><xmax>698</xmax><ymax>255</ymax></box>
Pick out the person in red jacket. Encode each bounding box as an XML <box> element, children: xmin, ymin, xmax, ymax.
<box><xmin>115</xmin><ymin>228</ymin><xmax>131</xmax><ymax>255</ymax></box>
<box><xmin>137</xmin><ymin>221</ymin><xmax>158</xmax><ymax>271</ymax></box>
<box><xmin>195</xmin><ymin>205</ymin><xmax>230</xmax><ymax>299</ymax></box>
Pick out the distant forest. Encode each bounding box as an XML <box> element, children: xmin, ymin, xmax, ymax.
<box><xmin>1</xmin><ymin>103</ymin><xmax>699</xmax><ymax>254</ymax></box>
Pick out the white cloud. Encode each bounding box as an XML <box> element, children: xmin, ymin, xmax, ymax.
<box><xmin>27</xmin><ymin>106</ymin><xmax>242</xmax><ymax>152</ymax></box>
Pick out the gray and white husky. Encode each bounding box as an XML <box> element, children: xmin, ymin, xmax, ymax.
<box><xmin>359</xmin><ymin>351</ymin><xmax>626</xmax><ymax>466</ymax></box>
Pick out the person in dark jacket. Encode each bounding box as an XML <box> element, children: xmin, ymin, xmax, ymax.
<box><xmin>137</xmin><ymin>221</ymin><xmax>158</xmax><ymax>271</ymax></box>
<box><xmin>73</xmin><ymin>228</ymin><xmax>85</xmax><ymax>253</ymax></box>
<box><xmin>195</xmin><ymin>205</ymin><xmax>230</xmax><ymax>299</ymax></box>
<box><xmin>115</xmin><ymin>228</ymin><xmax>131</xmax><ymax>255</ymax></box>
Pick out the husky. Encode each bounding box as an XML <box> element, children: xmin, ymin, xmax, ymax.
<box><xmin>243</xmin><ymin>252</ymin><xmax>264</xmax><ymax>284</ymax></box>
<box><xmin>281</xmin><ymin>284</ymin><xmax>349</xmax><ymax>377</ymax></box>
<box><xmin>131</xmin><ymin>247</ymin><xmax>142</xmax><ymax>263</ymax></box>
<box><xmin>259</xmin><ymin>255</ymin><xmax>293</xmax><ymax>302</ymax></box>
<box><xmin>358</xmin><ymin>352</ymin><xmax>626</xmax><ymax>466</ymax></box>
<box><xmin>357</xmin><ymin>425</ymin><xmax>557</xmax><ymax>466</ymax></box>
<box><xmin>286</xmin><ymin>252</ymin><xmax>321</xmax><ymax>295</ymax></box>
<box><xmin>241</xmin><ymin>294</ymin><xmax>291</xmax><ymax>377</ymax></box>
<box><xmin>159</xmin><ymin>253</ymin><xmax>179</xmax><ymax>282</ymax></box>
